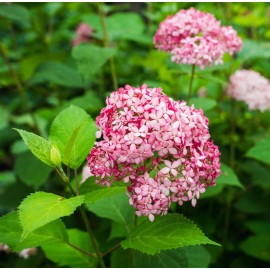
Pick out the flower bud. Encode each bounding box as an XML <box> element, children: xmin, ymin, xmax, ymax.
<box><xmin>50</xmin><ymin>144</ymin><xmax>61</xmax><ymax>167</ymax></box>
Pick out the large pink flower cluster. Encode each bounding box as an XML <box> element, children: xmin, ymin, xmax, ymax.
<box><xmin>72</xmin><ymin>23</ymin><xmax>93</xmax><ymax>46</ymax></box>
<box><xmin>154</xmin><ymin>7</ymin><xmax>242</xmax><ymax>68</ymax></box>
<box><xmin>87</xmin><ymin>84</ymin><xmax>221</xmax><ymax>221</ymax></box>
<box><xmin>227</xmin><ymin>70</ymin><xmax>270</xmax><ymax>112</ymax></box>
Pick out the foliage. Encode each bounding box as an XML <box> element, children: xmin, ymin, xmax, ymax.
<box><xmin>1</xmin><ymin>2</ymin><xmax>270</xmax><ymax>268</ymax></box>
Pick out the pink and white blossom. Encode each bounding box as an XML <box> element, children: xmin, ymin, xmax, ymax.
<box><xmin>87</xmin><ymin>84</ymin><xmax>221</xmax><ymax>221</ymax></box>
<box><xmin>154</xmin><ymin>7</ymin><xmax>242</xmax><ymax>68</ymax></box>
<box><xmin>226</xmin><ymin>70</ymin><xmax>270</xmax><ymax>111</ymax></box>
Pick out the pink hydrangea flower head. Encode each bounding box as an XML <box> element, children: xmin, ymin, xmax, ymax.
<box><xmin>88</xmin><ymin>84</ymin><xmax>221</xmax><ymax>221</ymax></box>
<box><xmin>72</xmin><ymin>23</ymin><xmax>94</xmax><ymax>46</ymax></box>
<box><xmin>227</xmin><ymin>70</ymin><xmax>270</xmax><ymax>111</ymax></box>
<box><xmin>154</xmin><ymin>7</ymin><xmax>242</xmax><ymax>69</ymax></box>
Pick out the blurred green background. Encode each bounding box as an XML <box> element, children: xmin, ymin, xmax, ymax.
<box><xmin>1</xmin><ymin>2</ymin><xmax>270</xmax><ymax>268</ymax></box>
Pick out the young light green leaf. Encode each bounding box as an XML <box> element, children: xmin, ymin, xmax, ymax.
<box><xmin>216</xmin><ymin>163</ymin><xmax>244</xmax><ymax>189</ymax></box>
<box><xmin>42</xmin><ymin>229</ymin><xmax>98</xmax><ymax>267</ymax></box>
<box><xmin>13</xmin><ymin>129</ymin><xmax>54</xmax><ymax>167</ymax></box>
<box><xmin>49</xmin><ymin>105</ymin><xmax>96</xmax><ymax>169</ymax></box>
<box><xmin>19</xmin><ymin>191</ymin><xmax>84</xmax><ymax>238</ymax></box>
<box><xmin>14</xmin><ymin>151</ymin><xmax>53</xmax><ymax>189</ymax></box>
<box><xmin>121</xmin><ymin>213</ymin><xmax>219</xmax><ymax>254</ymax></box>
<box><xmin>240</xmin><ymin>234</ymin><xmax>270</xmax><ymax>262</ymax></box>
<box><xmin>246</xmin><ymin>138</ymin><xmax>270</xmax><ymax>165</ymax></box>
<box><xmin>72</xmin><ymin>44</ymin><xmax>116</xmax><ymax>80</ymax></box>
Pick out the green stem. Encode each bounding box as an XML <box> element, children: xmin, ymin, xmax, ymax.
<box><xmin>80</xmin><ymin>207</ymin><xmax>106</xmax><ymax>267</ymax></box>
<box><xmin>57</xmin><ymin>166</ymin><xmax>105</xmax><ymax>267</ymax></box>
<box><xmin>74</xmin><ymin>169</ymin><xmax>79</xmax><ymax>195</ymax></box>
<box><xmin>134</xmin><ymin>213</ymin><xmax>138</xmax><ymax>226</ymax></box>
<box><xmin>66</xmin><ymin>241</ymin><xmax>96</xmax><ymax>258</ymax></box>
<box><xmin>101</xmin><ymin>242</ymin><xmax>121</xmax><ymax>257</ymax></box>
<box><xmin>187</xmin><ymin>64</ymin><xmax>196</xmax><ymax>103</ymax></box>
<box><xmin>98</xmin><ymin>2</ymin><xmax>118</xmax><ymax>91</ymax></box>
<box><xmin>230</xmin><ymin>98</ymin><xmax>236</xmax><ymax>169</ymax></box>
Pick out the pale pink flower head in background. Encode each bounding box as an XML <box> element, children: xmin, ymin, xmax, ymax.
<box><xmin>72</xmin><ymin>23</ymin><xmax>94</xmax><ymax>46</ymax></box>
<box><xmin>87</xmin><ymin>84</ymin><xmax>221</xmax><ymax>221</ymax></box>
<box><xmin>226</xmin><ymin>70</ymin><xmax>270</xmax><ymax>112</ymax></box>
<box><xmin>154</xmin><ymin>7</ymin><xmax>242</xmax><ymax>69</ymax></box>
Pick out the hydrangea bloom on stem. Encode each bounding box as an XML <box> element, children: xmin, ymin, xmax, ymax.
<box><xmin>87</xmin><ymin>84</ymin><xmax>221</xmax><ymax>221</ymax></box>
<box><xmin>154</xmin><ymin>7</ymin><xmax>242</xmax><ymax>68</ymax></box>
<box><xmin>227</xmin><ymin>70</ymin><xmax>270</xmax><ymax>112</ymax></box>
<box><xmin>72</xmin><ymin>23</ymin><xmax>93</xmax><ymax>46</ymax></box>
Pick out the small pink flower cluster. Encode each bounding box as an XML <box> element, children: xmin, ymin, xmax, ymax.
<box><xmin>154</xmin><ymin>7</ymin><xmax>242</xmax><ymax>68</ymax></box>
<box><xmin>72</xmin><ymin>23</ymin><xmax>93</xmax><ymax>46</ymax></box>
<box><xmin>87</xmin><ymin>84</ymin><xmax>221</xmax><ymax>221</ymax></box>
<box><xmin>227</xmin><ymin>70</ymin><xmax>270</xmax><ymax>112</ymax></box>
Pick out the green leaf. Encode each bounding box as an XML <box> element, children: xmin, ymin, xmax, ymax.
<box><xmin>14</xmin><ymin>219</ymin><xmax>68</xmax><ymax>252</ymax></box>
<box><xmin>11</xmin><ymin>140</ymin><xmax>28</xmax><ymax>155</ymax></box>
<box><xmin>240</xmin><ymin>234</ymin><xmax>270</xmax><ymax>262</ymax></box>
<box><xmin>84</xmin><ymin>186</ymin><xmax>127</xmax><ymax>204</ymax></box>
<box><xmin>72</xmin><ymin>44</ymin><xmax>116</xmax><ymax>80</ymax></box>
<box><xmin>0</xmin><ymin>105</ymin><xmax>9</xmax><ymax>130</ymax></box>
<box><xmin>246</xmin><ymin>138</ymin><xmax>270</xmax><ymax>165</ymax></box>
<box><xmin>184</xmin><ymin>246</ymin><xmax>211</xmax><ymax>268</ymax></box>
<box><xmin>31</xmin><ymin>61</ymin><xmax>84</xmax><ymax>88</ymax></box>
<box><xmin>19</xmin><ymin>191</ymin><xmax>84</xmax><ymax>237</ymax></box>
<box><xmin>63</xmin><ymin>91</ymin><xmax>103</xmax><ymax>114</ymax></box>
<box><xmin>200</xmin><ymin>185</ymin><xmax>224</xmax><ymax>199</ymax></box>
<box><xmin>14</xmin><ymin>129</ymin><xmax>54</xmax><ymax>167</ymax></box>
<box><xmin>0</xmin><ymin>212</ymin><xmax>68</xmax><ymax>252</ymax></box>
<box><xmin>241</xmin><ymin>161</ymin><xmax>270</xmax><ymax>188</ymax></box>
<box><xmin>14</xmin><ymin>151</ymin><xmax>53</xmax><ymax>189</ymax></box>
<box><xmin>0</xmin><ymin>212</ymin><xmax>22</xmax><ymax>249</ymax></box>
<box><xmin>190</xmin><ymin>97</ymin><xmax>217</xmax><ymax>112</ymax></box>
<box><xmin>133</xmin><ymin>246</ymin><xmax>211</xmax><ymax>268</ymax></box>
<box><xmin>106</xmin><ymin>12</ymin><xmax>145</xmax><ymax>41</ymax></box>
<box><xmin>121</xmin><ymin>213</ymin><xmax>219</xmax><ymax>254</ymax></box>
<box><xmin>110</xmin><ymin>247</ymin><xmax>133</xmax><ymax>268</ymax></box>
<box><xmin>49</xmin><ymin>105</ymin><xmax>96</xmax><ymax>169</ymax></box>
<box><xmin>0</xmin><ymin>4</ymin><xmax>30</xmax><ymax>24</ymax></box>
<box><xmin>0</xmin><ymin>171</ymin><xmax>16</xmax><ymax>187</ymax></box>
<box><xmin>245</xmin><ymin>220</ymin><xmax>270</xmax><ymax>234</ymax></box>
<box><xmin>234</xmin><ymin>190</ymin><xmax>266</xmax><ymax>214</ymax></box>
<box><xmin>133</xmin><ymin>248</ymin><xmax>188</xmax><ymax>267</ymax></box>
<box><xmin>238</xmin><ymin>40</ymin><xmax>270</xmax><ymax>62</ymax></box>
<box><xmin>86</xmin><ymin>192</ymin><xmax>134</xmax><ymax>233</ymax></box>
<box><xmin>42</xmin><ymin>229</ymin><xmax>98</xmax><ymax>267</ymax></box>
<box><xmin>109</xmin><ymin>221</ymin><xmax>129</xmax><ymax>240</ymax></box>
<box><xmin>216</xmin><ymin>163</ymin><xmax>244</xmax><ymax>189</ymax></box>
<box><xmin>19</xmin><ymin>53</ymin><xmax>47</xmax><ymax>81</ymax></box>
